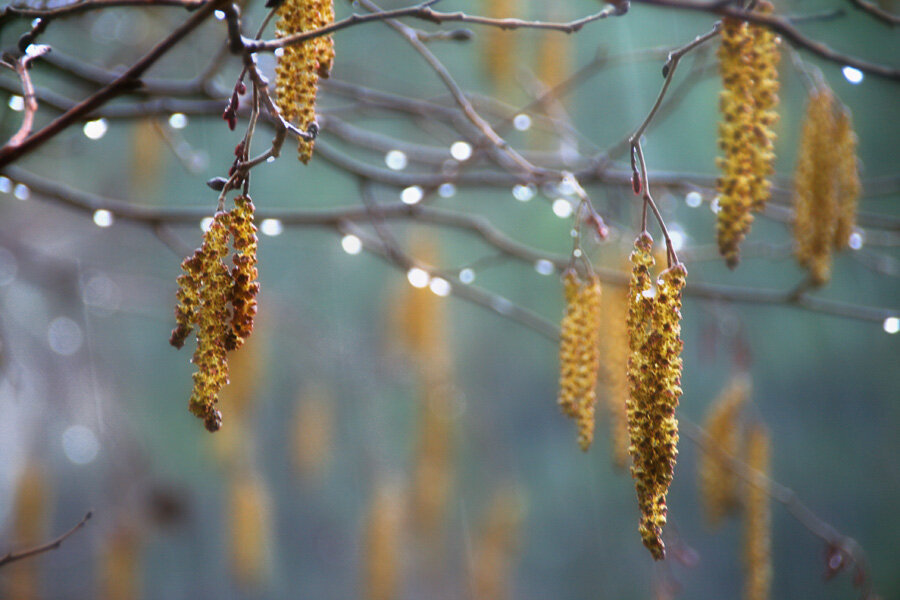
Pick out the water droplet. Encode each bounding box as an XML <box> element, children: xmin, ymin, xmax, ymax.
<box><xmin>429</xmin><ymin>277</ymin><xmax>451</xmax><ymax>297</ymax></box>
<box><xmin>274</xmin><ymin>47</ymin><xmax>285</xmax><ymax>58</ymax></box>
<box><xmin>214</xmin><ymin>9</ymin><xmax>226</xmax><ymax>20</ymax></box>
<box><xmin>8</xmin><ymin>96</ymin><xmax>24</xmax><ymax>111</ymax></box>
<box><xmin>438</xmin><ymin>183</ymin><xmax>456</xmax><ymax>198</ymax></box>
<box><xmin>13</xmin><ymin>183</ymin><xmax>29</xmax><ymax>201</ymax></box>
<box><xmin>48</xmin><ymin>317</ymin><xmax>83</xmax><ymax>355</ymax></box>
<box><xmin>512</xmin><ymin>184</ymin><xmax>535</xmax><ymax>202</ymax></box>
<box><xmin>92</xmin><ymin>209</ymin><xmax>114</xmax><ymax>228</ymax></box>
<box><xmin>513</xmin><ymin>113</ymin><xmax>532</xmax><ymax>131</ymax></box>
<box><xmin>685</xmin><ymin>191</ymin><xmax>703</xmax><ymax>208</ymax></box>
<box><xmin>83</xmin><ymin>118</ymin><xmax>108</xmax><ymax>140</ymax></box>
<box><xmin>459</xmin><ymin>268</ymin><xmax>475</xmax><ymax>284</ymax></box>
<box><xmin>668</xmin><ymin>229</ymin><xmax>686</xmax><ymax>251</ymax></box>
<box><xmin>341</xmin><ymin>234</ymin><xmax>362</xmax><ymax>255</ymax></box>
<box><xmin>552</xmin><ymin>198</ymin><xmax>573</xmax><ymax>218</ymax></box>
<box><xmin>534</xmin><ymin>259</ymin><xmax>554</xmax><ymax>275</ymax></box>
<box><xmin>848</xmin><ymin>230</ymin><xmax>864</xmax><ymax>250</ymax></box>
<box><xmin>200</xmin><ymin>217</ymin><xmax>214</xmax><ymax>232</ymax></box>
<box><xmin>0</xmin><ymin>176</ymin><xmax>11</xmax><ymax>193</ymax></box>
<box><xmin>842</xmin><ymin>66</ymin><xmax>863</xmax><ymax>85</ymax></box>
<box><xmin>62</xmin><ymin>425</ymin><xmax>99</xmax><ymax>465</ymax></box>
<box><xmin>884</xmin><ymin>316</ymin><xmax>900</xmax><ymax>334</ymax></box>
<box><xmin>401</xmin><ymin>185</ymin><xmax>423</xmax><ymax>205</ymax></box>
<box><xmin>407</xmin><ymin>267</ymin><xmax>429</xmax><ymax>288</ymax></box>
<box><xmin>168</xmin><ymin>113</ymin><xmax>188</xmax><ymax>129</ymax></box>
<box><xmin>710</xmin><ymin>197</ymin><xmax>721</xmax><ymax>214</ymax></box>
<box><xmin>385</xmin><ymin>150</ymin><xmax>408</xmax><ymax>171</ymax></box>
<box><xmin>450</xmin><ymin>141</ymin><xmax>472</xmax><ymax>161</ymax></box>
<box><xmin>260</xmin><ymin>218</ymin><xmax>283</xmax><ymax>236</ymax></box>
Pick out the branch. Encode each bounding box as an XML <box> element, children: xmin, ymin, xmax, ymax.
<box><xmin>1</xmin><ymin>45</ymin><xmax>52</xmax><ymax>147</ymax></box>
<box><xmin>845</xmin><ymin>0</ymin><xmax>900</xmax><ymax>26</ymax></box>
<box><xmin>0</xmin><ymin>0</ymin><xmax>204</xmax><ymax>22</ymax></box>
<box><xmin>0</xmin><ymin>0</ymin><xmax>229</xmax><ymax>168</ymax></box>
<box><xmin>0</xmin><ymin>512</ymin><xmax>92</xmax><ymax>569</ymax></box>
<box><xmin>631</xmin><ymin>0</ymin><xmax>900</xmax><ymax>81</ymax></box>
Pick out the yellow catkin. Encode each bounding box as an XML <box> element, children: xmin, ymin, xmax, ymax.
<box><xmin>558</xmin><ymin>270</ymin><xmax>603</xmax><ymax>451</ymax></box>
<box><xmin>291</xmin><ymin>381</ymin><xmax>336</xmax><ymax>482</ymax></box>
<box><xmin>794</xmin><ymin>88</ymin><xmax>838</xmax><ymax>285</ymax></box>
<box><xmin>229</xmin><ymin>470</ymin><xmax>272</xmax><ymax>589</ymax></box>
<box><xmin>626</xmin><ymin>233</ymin><xmax>686</xmax><ymax>560</ymax></box>
<box><xmin>699</xmin><ymin>375</ymin><xmax>750</xmax><ymax>526</ymax></box>
<box><xmin>482</xmin><ymin>0</ymin><xmax>516</xmax><ymax>93</ymax></box>
<box><xmin>99</xmin><ymin>523</ymin><xmax>142</xmax><ymax>600</ymax></box>
<box><xmin>275</xmin><ymin>0</ymin><xmax>334</xmax><ymax>163</ymax></box>
<box><xmin>743</xmin><ymin>425</ymin><xmax>772</xmax><ymax>600</ymax></box>
<box><xmin>129</xmin><ymin>118</ymin><xmax>164</xmax><ymax>199</ymax></box>
<box><xmin>833</xmin><ymin>109</ymin><xmax>862</xmax><ymax>250</ymax></box>
<box><xmin>716</xmin><ymin>4</ymin><xmax>781</xmax><ymax>268</ymax></box>
<box><xmin>226</xmin><ymin>195</ymin><xmax>259</xmax><ymax>351</ymax></box>
<box><xmin>469</xmin><ymin>485</ymin><xmax>525</xmax><ymax>600</ymax></box>
<box><xmin>7</xmin><ymin>460</ymin><xmax>50</xmax><ymax>600</ymax></box>
<box><xmin>599</xmin><ymin>285</ymin><xmax>631</xmax><ymax>469</ymax></box>
<box><xmin>189</xmin><ymin>212</ymin><xmax>232</xmax><ymax>432</ymax></box>
<box><xmin>362</xmin><ymin>482</ymin><xmax>403</xmax><ymax>600</ymax></box>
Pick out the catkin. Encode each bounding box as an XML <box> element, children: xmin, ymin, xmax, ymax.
<box><xmin>833</xmin><ymin>109</ymin><xmax>861</xmax><ymax>250</ymax></box>
<box><xmin>743</xmin><ymin>425</ymin><xmax>772</xmax><ymax>600</ymax></box>
<box><xmin>626</xmin><ymin>233</ymin><xmax>686</xmax><ymax>560</ymax></box>
<box><xmin>470</xmin><ymin>485</ymin><xmax>525</xmax><ymax>600</ymax></box>
<box><xmin>291</xmin><ymin>381</ymin><xmax>336</xmax><ymax>482</ymax></box>
<box><xmin>794</xmin><ymin>88</ymin><xmax>838</xmax><ymax>286</ymax></box>
<box><xmin>229</xmin><ymin>470</ymin><xmax>272</xmax><ymax>588</ymax></box>
<box><xmin>275</xmin><ymin>0</ymin><xmax>335</xmax><ymax>163</ymax></box>
<box><xmin>600</xmin><ymin>285</ymin><xmax>631</xmax><ymax>469</ymax></box>
<box><xmin>558</xmin><ymin>270</ymin><xmax>603</xmax><ymax>451</ymax></box>
<box><xmin>363</xmin><ymin>482</ymin><xmax>403</xmax><ymax>600</ymax></box>
<box><xmin>699</xmin><ymin>375</ymin><xmax>750</xmax><ymax>526</ymax></box>
<box><xmin>99</xmin><ymin>524</ymin><xmax>142</xmax><ymax>600</ymax></box>
<box><xmin>171</xmin><ymin>196</ymin><xmax>261</xmax><ymax>432</ymax></box>
<box><xmin>716</xmin><ymin>3</ymin><xmax>781</xmax><ymax>268</ymax></box>
<box><xmin>227</xmin><ymin>194</ymin><xmax>259</xmax><ymax>351</ymax></box>
<box><xmin>482</xmin><ymin>0</ymin><xmax>516</xmax><ymax>93</ymax></box>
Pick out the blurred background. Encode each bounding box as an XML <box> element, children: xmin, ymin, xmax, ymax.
<box><xmin>0</xmin><ymin>0</ymin><xmax>898</xmax><ymax>598</ymax></box>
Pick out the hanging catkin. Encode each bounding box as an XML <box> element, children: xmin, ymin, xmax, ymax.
<box><xmin>274</xmin><ymin>0</ymin><xmax>335</xmax><ymax>163</ymax></box>
<box><xmin>699</xmin><ymin>375</ymin><xmax>750</xmax><ymax>526</ymax></box>
<box><xmin>558</xmin><ymin>269</ymin><xmax>603</xmax><ymax>451</ymax></box>
<box><xmin>600</xmin><ymin>285</ymin><xmax>631</xmax><ymax>469</ymax></box>
<box><xmin>170</xmin><ymin>197</ymin><xmax>260</xmax><ymax>432</ymax></box>
<box><xmin>715</xmin><ymin>2</ymin><xmax>781</xmax><ymax>268</ymax></box>
<box><xmin>743</xmin><ymin>425</ymin><xmax>772</xmax><ymax>600</ymax></box>
<box><xmin>626</xmin><ymin>233</ymin><xmax>687</xmax><ymax>560</ymax></box>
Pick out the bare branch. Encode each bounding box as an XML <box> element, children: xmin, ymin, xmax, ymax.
<box><xmin>0</xmin><ymin>512</ymin><xmax>92</xmax><ymax>569</ymax></box>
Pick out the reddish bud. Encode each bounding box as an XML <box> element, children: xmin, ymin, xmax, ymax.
<box><xmin>632</xmin><ymin>172</ymin><xmax>642</xmax><ymax>195</ymax></box>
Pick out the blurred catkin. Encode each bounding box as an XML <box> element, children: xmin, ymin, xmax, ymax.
<box><xmin>793</xmin><ymin>86</ymin><xmax>854</xmax><ymax>286</ymax></box>
<box><xmin>469</xmin><ymin>485</ymin><xmax>526</xmax><ymax>600</ymax></box>
<box><xmin>833</xmin><ymin>109</ymin><xmax>862</xmax><ymax>251</ymax></box>
<box><xmin>482</xmin><ymin>0</ymin><xmax>516</xmax><ymax>94</ymax></box>
<box><xmin>599</xmin><ymin>285</ymin><xmax>631</xmax><ymax>469</ymax></box>
<box><xmin>291</xmin><ymin>381</ymin><xmax>336</xmax><ymax>482</ymax></box>
<box><xmin>7</xmin><ymin>460</ymin><xmax>50</xmax><ymax>600</ymax></box>
<box><xmin>626</xmin><ymin>234</ymin><xmax>686</xmax><ymax>560</ymax></box>
<box><xmin>743</xmin><ymin>425</ymin><xmax>772</xmax><ymax>600</ymax></box>
<box><xmin>715</xmin><ymin>3</ymin><xmax>781</xmax><ymax>268</ymax></box>
<box><xmin>558</xmin><ymin>270</ymin><xmax>603</xmax><ymax>451</ymax></box>
<box><xmin>274</xmin><ymin>0</ymin><xmax>335</xmax><ymax>163</ymax></box>
<box><xmin>699</xmin><ymin>375</ymin><xmax>750</xmax><ymax>526</ymax></box>
<box><xmin>99</xmin><ymin>523</ymin><xmax>142</xmax><ymax>600</ymax></box>
<box><xmin>229</xmin><ymin>470</ymin><xmax>272</xmax><ymax>589</ymax></box>
<box><xmin>363</xmin><ymin>482</ymin><xmax>404</xmax><ymax>600</ymax></box>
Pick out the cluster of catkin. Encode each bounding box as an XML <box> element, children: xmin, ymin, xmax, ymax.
<box><xmin>716</xmin><ymin>2</ymin><xmax>781</xmax><ymax>268</ymax></box>
<box><xmin>698</xmin><ymin>378</ymin><xmax>772</xmax><ymax>600</ymax></box>
<box><xmin>793</xmin><ymin>86</ymin><xmax>861</xmax><ymax>286</ymax></box>
<box><xmin>170</xmin><ymin>195</ymin><xmax>259</xmax><ymax>432</ymax></box>
<box><xmin>625</xmin><ymin>233</ymin><xmax>687</xmax><ymax>560</ymax></box>
<box><xmin>558</xmin><ymin>269</ymin><xmax>603</xmax><ymax>451</ymax></box>
<box><xmin>698</xmin><ymin>375</ymin><xmax>750</xmax><ymax>526</ymax></box>
<box><xmin>274</xmin><ymin>0</ymin><xmax>335</xmax><ymax>163</ymax></box>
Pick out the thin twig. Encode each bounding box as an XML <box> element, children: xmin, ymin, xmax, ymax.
<box><xmin>0</xmin><ymin>512</ymin><xmax>92</xmax><ymax>569</ymax></box>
